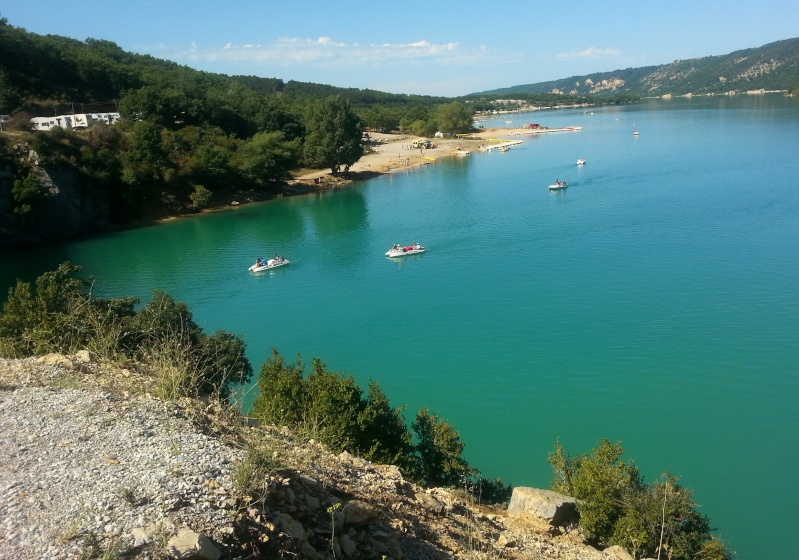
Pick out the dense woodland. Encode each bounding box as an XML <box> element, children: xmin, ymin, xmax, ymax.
<box><xmin>0</xmin><ymin>17</ymin><xmax>636</xmax><ymax>235</ymax></box>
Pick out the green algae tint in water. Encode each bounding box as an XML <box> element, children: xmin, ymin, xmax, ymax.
<box><xmin>2</xmin><ymin>96</ymin><xmax>798</xmax><ymax>559</ymax></box>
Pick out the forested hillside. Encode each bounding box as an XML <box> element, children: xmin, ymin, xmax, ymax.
<box><xmin>481</xmin><ymin>37</ymin><xmax>799</xmax><ymax>96</ymax></box>
<box><xmin>0</xmin><ymin>17</ymin><xmax>478</xmax><ymax>246</ymax></box>
<box><xmin>0</xmin><ymin>16</ymin><xmax>644</xmax><ymax>247</ymax></box>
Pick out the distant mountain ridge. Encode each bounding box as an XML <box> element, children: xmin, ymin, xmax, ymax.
<box><xmin>478</xmin><ymin>37</ymin><xmax>799</xmax><ymax>97</ymax></box>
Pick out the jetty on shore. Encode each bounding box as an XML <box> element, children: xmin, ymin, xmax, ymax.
<box><xmin>522</xmin><ymin>126</ymin><xmax>583</xmax><ymax>135</ymax></box>
<box><xmin>480</xmin><ymin>140</ymin><xmax>524</xmax><ymax>151</ymax></box>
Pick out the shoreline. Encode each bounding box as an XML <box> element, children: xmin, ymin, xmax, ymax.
<box><xmin>157</xmin><ymin>125</ymin><xmax>581</xmax><ymax>224</ymax></box>
<box><xmin>291</xmin><ymin>126</ymin><xmax>578</xmax><ymax>182</ymax></box>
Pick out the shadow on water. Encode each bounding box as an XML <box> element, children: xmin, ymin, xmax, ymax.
<box><xmin>1</xmin><ymin>240</ymin><xmax>95</xmax><ymax>292</ymax></box>
<box><xmin>305</xmin><ymin>187</ymin><xmax>368</xmax><ymax>236</ymax></box>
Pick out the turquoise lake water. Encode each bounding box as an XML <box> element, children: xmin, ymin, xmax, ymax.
<box><xmin>2</xmin><ymin>95</ymin><xmax>798</xmax><ymax>559</ymax></box>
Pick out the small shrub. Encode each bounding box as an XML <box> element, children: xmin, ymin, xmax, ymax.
<box><xmin>189</xmin><ymin>184</ymin><xmax>212</xmax><ymax>208</ymax></box>
<box><xmin>119</xmin><ymin>487</ymin><xmax>138</xmax><ymax>505</ymax></box>
<box><xmin>234</xmin><ymin>440</ymin><xmax>284</xmax><ymax>494</ymax></box>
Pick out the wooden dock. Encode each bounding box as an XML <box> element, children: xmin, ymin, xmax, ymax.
<box><xmin>480</xmin><ymin>140</ymin><xmax>524</xmax><ymax>151</ymax></box>
<box><xmin>522</xmin><ymin>126</ymin><xmax>583</xmax><ymax>135</ymax></box>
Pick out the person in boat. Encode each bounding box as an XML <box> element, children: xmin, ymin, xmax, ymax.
<box><xmin>255</xmin><ymin>258</ymin><xmax>263</xmax><ymax>267</ymax></box>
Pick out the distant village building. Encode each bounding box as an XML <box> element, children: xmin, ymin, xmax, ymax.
<box><xmin>30</xmin><ymin>112</ymin><xmax>121</xmax><ymax>131</ymax></box>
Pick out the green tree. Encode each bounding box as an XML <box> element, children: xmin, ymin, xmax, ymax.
<box><xmin>360</xmin><ymin>107</ymin><xmax>400</xmax><ymax>132</ymax></box>
<box><xmin>11</xmin><ymin>170</ymin><xmax>47</xmax><ymax>217</ymax></box>
<box><xmin>0</xmin><ymin>66</ymin><xmax>22</xmax><ymax>113</ymax></box>
<box><xmin>256</xmin><ymin>100</ymin><xmax>305</xmax><ymax>140</ymax></box>
<box><xmin>234</xmin><ymin>131</ymin><xmax>298</xmax><ymax>184</ymax></box>
<box><xmin>398</xmin><ymin>106</ymin><xmax>431</xmax><ymax>133</ymax></box>
<box><xmin>303</xmin><ymin>95</ymin><xmax>363</xmax><ymax>174</ymax></box>
<box><xmin>357</xmin><ymin>381</ymin><xmax>414</xmax><ymax>468</ymax></box>
<box><xmin>549</xmin><ymin>439</ymin><xmax>642</xmax><ymax>544</ymax></box>
<box><xmin>304</xmin><ymin>358</ymin><xmax>364</xmax><ymax>451</ymax></box>
<box><xmin>412</xmin><ymin>408</ymin><xmax>469</xmax><ymax>486</ymax></box>
<box><xmin>549</xmin><ymin>440</ymin><xmax>729</xmax><ymax>559</ymax></box>
<box><xmin>195</xmin><ymin>329</ymin><xmax>252</xmax><ymax>398</ymax></box>
<box><xmin>433</xmin><ymin>101</ymin><xmax>474</xmax><ymax>135</ymax></box>
<box><xmin>251</xmin><ymin>349</ymin><xmax>307</xmax><ymax>426</ymax></box>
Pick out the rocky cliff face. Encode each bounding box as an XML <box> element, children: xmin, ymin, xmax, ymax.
<box><xmin>0</xmin><ymin>355</ymin><xmax>616</xmax><ymax>560</ymax></box>
<box><xmin>0</xmin><ymin>154</ymin><xmax>109</xmax><ymax>249</ymax></box>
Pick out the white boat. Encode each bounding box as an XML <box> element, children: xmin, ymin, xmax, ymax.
<box><xmin>249</xmin><ymin>256</ymin><xmax>290</xmax><ymax>272</ymax></box>
<box><xmin>386</xmin><ymin>243</ymin><xmax>425</xmax><ymax>257</ymax></box>
<box><xmin>577</xmin><ymin>158</ymin><xmax>586</xmax><ymax>165</ymax></box>
<box><xmin>549</xmin><ymin>181</ymin><xmax>568</xmax><ymax>190</ymax></box>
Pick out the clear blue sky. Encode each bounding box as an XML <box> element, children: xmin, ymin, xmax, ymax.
<box><xmin>3</xmin><ymin>1</ymin><xmax>798</xmax><ymax>97</ymax></box>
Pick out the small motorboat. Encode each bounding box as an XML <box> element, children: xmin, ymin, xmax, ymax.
<box><xmin>549</xmin><ymin>181</ymin><xmax>568</xmax><ymax>190</ymax></box>
<box><xmin>249</xmin><ymin>256</ymin><xmax>290</xmax><ymax>272</ymax></box>
<box><xmin>386</xmin><ymin>243</ymin><xmax>425</xmax><ymax>257</ymax></box>
<box><xmin>577</xmin><ymin>158</ymin><xmax>586</xmax><ymax>165</ymax></box>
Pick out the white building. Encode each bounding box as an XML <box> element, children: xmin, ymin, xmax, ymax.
<box><xmin>30</xmin><ymin>112</ymin><xmax>121</xmax><ymax>131</ymax></box>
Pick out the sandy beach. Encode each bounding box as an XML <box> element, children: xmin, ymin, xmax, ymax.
<box><xmin>291</xmin><ymin>125</ymin><xmax>581</xmax><ymax>185</ymax></box>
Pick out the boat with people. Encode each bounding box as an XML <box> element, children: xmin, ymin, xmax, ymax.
<box><xmin>385</xmin><ymin>242</ymin><xmax>425</xmax><ymax>257</ymax></box>
<box><xmin>549</xmin><ymin>180</ymin><xmax>568</xmax><ymax>190</ymax></box>
<box><xmin>249</xmin><ymin>255</ymin><xmax>290</xmax><ymax>272</ymax></box>
<box><xmin>577</xmin><ymin>158</ymin><xmax>585</xmax><ymax>165</ymax></box>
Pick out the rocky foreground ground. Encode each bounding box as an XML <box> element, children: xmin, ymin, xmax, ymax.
<box><xmin>0</xmin><ymin>354</ymin><xmax>624</xmax><ymax>560</ymax></box>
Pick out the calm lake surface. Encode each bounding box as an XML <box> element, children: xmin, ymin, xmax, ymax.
<box><xmin>2</xmin><ymin>95</ymin><xmax>798</xmax><ymax>559</ymax></box>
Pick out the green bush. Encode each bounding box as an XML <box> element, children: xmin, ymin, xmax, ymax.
<box><xmin>548</xmin><ymin>439</ymin><xmax>730</xmax><ymax>559</ymax></box>
<box><xmin>0</xmin><ymin>262</ymin><xmax>137</xmax><ymax>357</ymax></box>
<box><xmin>11</xmin><ymin>170</ymin><xmax>47</xmax><ymax>217</ymax></box>
<box><xmin>252</xmin><ymin>351</ymin><xmax>412</xmax><ymax>460</ymax></box>
<box><xmin>124</xmin><ymin>289</ymin><xmax>252</xmax><ymax>398</ymax></box>
<box><xmin>357</xmin><ymin>381</ymin><xmax>414</xmax><ymax>470</ymax></box>
<box><xmin>0</xmin><ymin>263</ymin><xmax>252</xmax><ymax>399</ymax></box>
<box><xmin>189</xmin><ymin>184</ymin><xmax>212</xmax><ymax>208</ymax></box>
<box><xmin>412</xmin><ymin>408</ymin><xmax>469</xmax><ymax>487</ymax></box>
<box><xmin>469</xmin><ymin>476</ymin><xmax>513</xmax><ymax>505</ymax></box>
<box><xmin>251</xmin><ymin>349</ymin><xmax>477</xmax><ymax>490</ymax></box>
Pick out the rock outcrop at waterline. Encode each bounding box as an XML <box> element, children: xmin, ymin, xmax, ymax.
<box><xmin>0</xmin><ymin>152</ymin><xmax>110</xmax><ymax>248</ymax></box>
<box><xmin>0</xmin><ymin>354</ymin><xmax>615</xmax><ymax>560</ymax></box>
